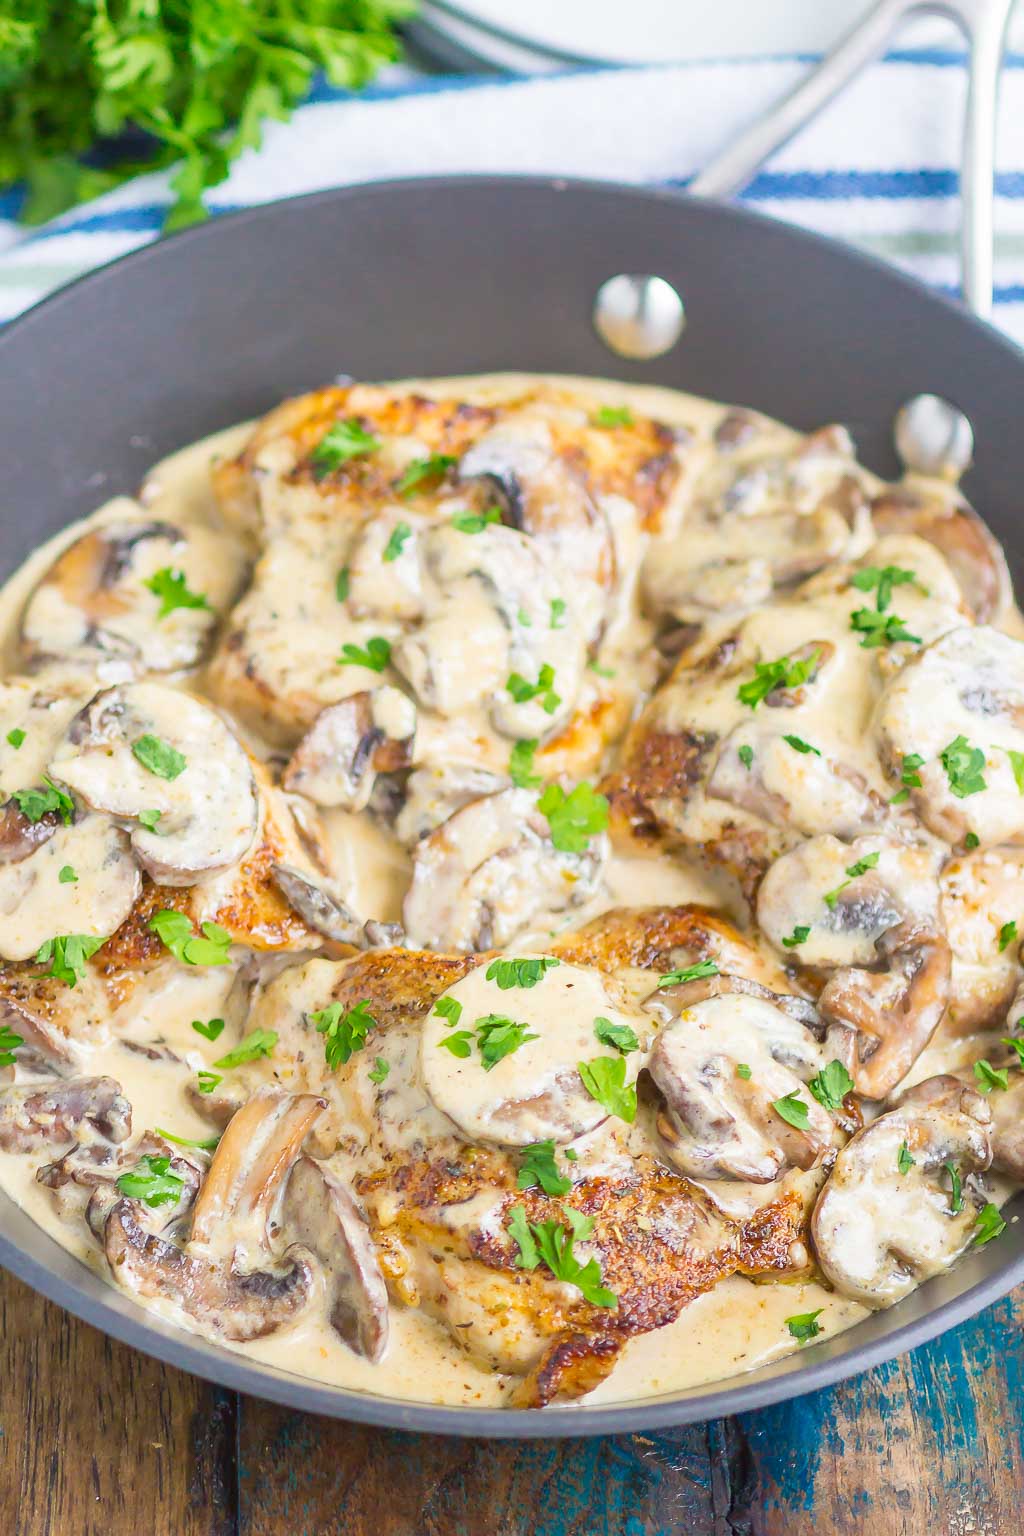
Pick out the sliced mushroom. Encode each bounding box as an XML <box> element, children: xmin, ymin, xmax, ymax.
<box><xmin>394</xmin><ymin>763</ymin><xmax>508</xmax><ymax>845</ymax></box>
<box><xmin>875</xmin><ymin>625</ymin><xmax>1024</xmax><ymax>847</ymax></box>
<box><xmin>282</xmin><ymin>688</ymin><xmax>416</xmax><ymax>810</ymax></box>
<box><xmin>420</xmin><ymin>958</ymin><xmax>647</xmax><ymax>1145</ymax></box>
<box><xmin>941</xmin><ymin>845</ymin><xmax>1024</xmax><ymax>1035</ymax></box>
<box><xmin>0</xmin><ymin>1075</ymin><xmax>131</xmax><ymax>1153</ymax></box>
<box><xmin>811</xmin><ymin>1088</ymin><xmax>992</xmax><ymax>1306</ymax></box>
<box><xmin>871</xmin><ymin>485</ymin><xmax>1010</xmax><ymax>624</ymax></box>
<box><xmin>279</xmin><ymin>1155</ymin><xmax>389</xmax><ymax>1360</ymax></box>
<box><xmin>345</xmin><ymin>510</ymin><xmax>425</xmax><ymax>622</ymax></box>
<box><xmin>403</xmin><ymin>787</ymin><xmax>606</xmax><ymax>952</ymax></box>
<box><xmin>647</xmin><ymin>989</ymin><xmax>843</xmax><ymax>1182</ymax></box>
<box><xmin>51</xmin><ymin>682</ymin><xmax>258</xmax><ymax>883</ymax></box>
<box><xmin>0</xmin><ymin>815</ymin><xmax>140</xmax><ymax>961</ymax></box>
<box><xmin>21</xmin><ymin>514</ymin><xmax>247</xmax><ymax>674</ymax></box>
<box><xmin>0</xmin><ymin>801</ymin><xmax>60</xmax><ymax>865</ymax></box>
<box><xmin>707</xmin><ymin>722</ymin><xmax>885</xmax><ymax>840</ymax></box>
<box><xmin>189</xmin><ymin>1088</ymin><xmax>326</xmax><ymax>1252</ymax></box>
<box><xmin>270</xmin><ymin>863</ymin><xmax>403</xmax><ymax>950</ymax></box>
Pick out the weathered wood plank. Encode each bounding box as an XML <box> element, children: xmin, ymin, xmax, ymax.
<box><xmin>236</xmin><ymin>1412</ymin><xmax>721</xmax><ymax>1536</ymax></box>
<box><xmin>733</xmin><ymin>1284</ymin><xmax>1024</xmax><ymax>1536</ymax></box>
<box><xmin>0</xmin><ymin>1267</ymin><xmax>236</xmax><ymax>1536</ymax></box>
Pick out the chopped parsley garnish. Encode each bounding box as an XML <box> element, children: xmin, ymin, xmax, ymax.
<box><xmin>14</xmin><ymin>777</ymin><xmax>74</xmax><ymax>825</ymax></box>
<box><xmin>518</xmin><ymin>608</ymin><xmax>532</xmax><ymax>627</ymax></box>
<box><xmin>849</xmin><ymin>607</ymin><xmax>921</xmax><ymax>649</ymax></box>
<box><xmin>736</xmin><ymin>1063</ymin><xmax>752</xmax><ymax>1081</ymax></box>
<box><xmin>438</xmin><ymin>1030</ymin><xmax>473</xmax><ymax>1059</ymax></box>
<box><xmin>578</xmin><ymin>1055</ymin><xmax>637</xmax><ymax>1123</ymax></box>
<box><xmin>509</xmin><ymin>738</ymin><xmax>541</xmax><ymax>789</ymax></box>
<box><xmin>737</xmin><ymin>649</ymin><xmax>820</xmax><ymax>709</ymax></box>
<box><xmin>148</xmin><ymin>910</ymin><xmax>232</xmax><ymax>966</ymax></box>
<box><xmin>0</xmin><ymin>1024</ymin><xmax>24</xmax><ymax>1067</ymax></box>
<box><xmin>213</xmin><ymin>1028</ymin><xmax>278</xmax><ymax>1070</ymax></box>
<box><xmin>823</xmin><ymin>850</ymin><xmax>880</xmax><ymax>909</ymax></box>
<box><xmin>536</xmin><ymin>781</ymin><xmax>609</xmax><ymax>853</ymax></box>
<box><xmin>973</xmin><ymin>1203</ymin><xmax>1007</xmax><ymax>1245</ymax></box>
<box><xmin>338</xmin><ymin>637</ymin><xmax>391</xmax><ymax>672</ymax></box>
<box><xmin>116</xmin><ymin>1155</ymin><xmax>184</xmax><ymax>1209</ymax></box>
<box><xmin>945</xmin><ymin>1160</ymin><xmax>964</xmax><ymax>1214</ymax></box>
<box><xmin>311</xmin><ymin>999</ymin><xmax>375</xmax><ymax>1070</ymax></box>
<box><xmin>368</xmin><ymin>1056</ymin><xmax>390</xmax><ymax>1084</ymax></box>
<box><xmin>433</xmin><ymin>996</ymin><xmax>463</xmax><ymax>1027</ymax></box>
<box><xmin>593</xmin><ymin>1016</ymin><xmax>640</xmax><ymax>1054</ymax></box>
<box><xmin>5</xmin><ymin>728</ymin><xmax>24</xmax><ymax>749</ymax></box>
<box><xmin>507</xmin><ymin>663</ymin><xmax>561</xmax><ymax>715</ymax></box>
<box><xmin>485</xmin><ymin>956</ymin><xmax>560</xmax><ymax>990</ymax></box>
<box><xmin>1005</xmin><ymin>748</ymin><xmax>1024</xmax><ymax>795</ymax></box>
<box><xmin>783</xmin><ymin>735</ymin><xmax>821</xmax><ymax>757</ymax></box>
<box><xmin>588</xmin><ymin>660</ymin><xmax>616</xmax><ymax>679</ymax></box>
<box><xmin>382</xmin><ymin>522</ymin><xmax>412</xmax><ymax>562</ymax></box>
<box><xmin>550</xmin><ymin>598</ymin><xmax>566</xmax><ymax>629</ymax></box>
<box><xmin>35</xmin><ymin>932</ymin><xmax>105</xmax><ymax>987</ymax></box>
<box><xmin>772</xmin><ymin>1090</ymin><xmax>810</xmax><ymax>1130</ymax></box>
<box><xmin>451</xmin><ymin>508</ymin><xmax>501</xmax><ymax>534</ymax></box>
<box><xmin>517</xmin><ymin>1140</ymin><xmax>572</xmax><ymax>1197</ymax></box>
<box><xmin>781</xmin><ymin>925</ymin><xmax>811</xmax><ymax>949</ymax></box>
<box><xmin>940</xmin><ymin>735</ymin><xmax>987</xmax><ymax>798</ymax></box>
<box><xmin>658</xmin><ymin>959</ymin><xmax>719</xmax><ymax>988</ymax></box>
<box><xmin>897</xmin><ymin>1142</ymin><xmax>915</xmax><ymax>1175</ymax></box>
<box><xmin>1001</xmin><ymin>1036</ymin><xmax>1024</xmax><ymax>1068</ymax></box>
<box><xmin>311</xmin><ymin>419</ymin><xmax>380</xmax><ymax>474</ymax></box>
<box><xmin>974</xmin><ymin>1059</ymin><xmax>1009</xmax><ymax>1094</ymax></box>
<box><xmin>786</xmin><ymin>1310</ymin><xmax>824</xmax><ymax>1344</ymax></box>
<box><xmin>808</xmin><ymin>1059</ymin><xmax>854</xmax><ymax>1113</ymax></box>
<box><xmin>396</xmin><ymin>454</ymin><xmax>455</xmax><ymax>496</ymax></box>
<box><xmin>335</xmin><ymin>566</ymin><xmax>350</xmax><ymax>603</ymax></box>
<box><xmin>144</xmin><ymin>567</ymin><xmax>209</xmax><ymax>619</ymax></box>
<box><xmin>58</xmin><ymin>865</ymin><xmax>77</xmax><ymax>884</ymax></box>
<box><xmin>964</xmin><ymin>831</ymin><xmax>980</xmax><ymax>849</ymax></box>
<box><xmin>889</xmin><ymin>752</ymin><xmax>925</xmax><ymax>804</ymax></box>
<box><xmin>154</xmin><ymin>1126</ymin><xmax>220</xmax><ymax>1151</ymax></box>
<box><xmin>507</xmin><ymin>1204</ymin><xmax>617</xmax><ymax>1307</ymax></box>
<box><xmin>191</xmin><ymin>1017</ymin><xmax>225</xmax><ymax>1042</ymax></box>
<box><xmin>738</xmin><ymin>744</ymin><xmax>754</xmax><ymax>770</ymax></box>
<box><xmin>138</xmin><ymin>809</ymin><xmax>162</xmax><ymax>832</ymax></box>
<box><xmin>592</xmin><ymin>406</ymin><xmax>634</xmax><ymax>429</ymax></box>
<box><xmin>999</xmin><ymin>921</ymin><xmax>1019</xmax><ymax>954</ymax></box>
<box><xmin>475</xmin><ymin>1014</ymin><xmax>540</xmax><ymax>1071</ymax></box>
<box><xmin>196</xmin><ymin>1070</ymin><xmax>222</xmax><ymax>1095</ymax></box>
<box><xmin>132</xmin><ymin>733</ymin><xmax>186</xmax><ymax>780</ymax></box>
<box><xmin>849</xmin><ymin>564</ymin><xmax>917</xmax><ymax>612</ymax></box>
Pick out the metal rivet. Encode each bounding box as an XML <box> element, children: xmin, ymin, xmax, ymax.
<box><xmin>593</xmin><ymin>275</ymin><xmax>685</xmax><ymax>360</ymax></box>
<box><xmin>894</xmin><ymin>393</ymin><xmax>974</xmax><ymax>480</ymax></box>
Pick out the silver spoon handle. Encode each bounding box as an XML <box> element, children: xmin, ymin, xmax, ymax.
<box><xmin>689</xmin><ymin>0</ymin><xmax>925</xmax><ymax>201</ymax></box>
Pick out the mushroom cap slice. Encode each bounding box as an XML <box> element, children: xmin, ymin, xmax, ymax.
<box><xmin>875</xmin><ymin>626</ymin><xmax>1024</xmax><ymax>847</ymax></box>
<box><xmin>189</xmin><ymin>1087</ymin><xmax>326</xmax><ymax>1253</ymax></box>
<box><xmin>21</xmin><ymin>514</ymin><xmax>247</xmax><ymax>675</ymax></box>
<box><xmin>0</xmin><ymin>1075</ymin><xmax>131</xmax><ymax>1154</ymax></box>
<box><xmin>403</xmin><ymin>787</ymin><xmax>605</xmax><ymax>952</ymax></box>
<box><xmin>811</xmin><ymin>1088</ymin><xmax>992</xmax><ymax>1306</ymax></box>
<box><xmin>282</xmin><ymin>688</ymin><xmax>415</xmax><ymax>810</ymax></box>
<box><xmin>103</xmin><ymin>1201</ymin><xmax>315</xmax><ymax>1342</ymax></box>
<box><xmin>870</xmin><ymin>486</ymin><xmax>1010</xmax><ymax>624</ymax></box>
<box><xmin>51</xmin><ymin>682</ymin><xmax>258</xmax><ymax>885</ymax></box>
<box><xmin>647</xmin><ymin>991</ymin><xmax>840</xmax><ymax>1183</ymax></box>
<box><xmin>280</xmin><ymin>1155</ymin><xmax>390</xmax><ymax>1361</ymax></box>
<box><xmin>420</xmin><ymin>958</ymin><xmax>648</xmax><ymax>1146</ymax></box>
<box><xmin>0</xmin><ymin>816</ymin><xmax>140</xmax><ymax>961</ymax></box>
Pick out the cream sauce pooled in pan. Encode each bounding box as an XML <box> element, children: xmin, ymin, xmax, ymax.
<box><xmin>0</xmin><ymin>374</ymin><xmax>1020</xmax><ymax>1412</ymax></box>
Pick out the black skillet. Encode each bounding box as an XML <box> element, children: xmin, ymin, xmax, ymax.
<box><xmin>0</xmin><ymin>175</ymin><xmax>1023</xmax><ymax>1437</ymax></box>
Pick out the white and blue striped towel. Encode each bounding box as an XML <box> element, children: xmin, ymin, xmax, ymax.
<box><xmin>2</xmin><ymin>50</ymin><xmax>1024</xmax><ymax>343</ymax></box>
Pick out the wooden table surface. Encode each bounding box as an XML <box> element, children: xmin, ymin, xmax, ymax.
<box><xmin>2</xmin><ymin>1267</ymin><xmax>1020</xmax><ymax>1536</ymax></box>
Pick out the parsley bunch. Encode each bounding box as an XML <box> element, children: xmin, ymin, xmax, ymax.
<box><xmin>1</xmin><ymin>2</ymin><xmax>414</xmax><ymax>229</ymax></box>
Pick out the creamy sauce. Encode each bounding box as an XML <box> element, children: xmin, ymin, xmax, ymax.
<box><xmin>0</xmin><ymin>372</ymin><xmax>1019</xmax><ymax>1413</ymax></box>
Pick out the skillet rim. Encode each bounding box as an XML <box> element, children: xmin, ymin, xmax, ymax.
<box><xmin>1</xmin><ymin>172</ymin><xmax>1023</xmax><ymax>1437</ymax></box>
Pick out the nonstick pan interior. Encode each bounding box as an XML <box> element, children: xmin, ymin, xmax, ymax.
<box><xmin>1</xmin><ymin>176</ymin><xmax>1023</xmax><ymax>1436</ymax></box>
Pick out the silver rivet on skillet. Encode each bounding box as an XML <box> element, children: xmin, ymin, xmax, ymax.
<box><xmin>894</xmin><ymin>393</ymin><xmax>975</xmax><ymax>479</ymax></box>
<box><xmin>593</xmin><ymin>274</ymin><xmax>685</xmax><ymax>359</ymax></box>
